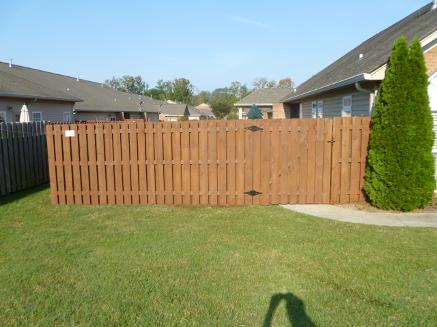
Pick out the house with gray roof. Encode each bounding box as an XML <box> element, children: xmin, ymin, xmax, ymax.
<box><xmin>283</xmin><ymin>1</ymin><xmax>437</xmax><ymax>175</ymax></box>
<box><xmin>283</xmin><ymin>1</ymin><xmax>437</xmax><ymax>120</ymax></box>
<box><xmin>234</xmin><ymin>87</ymin><xmax>296</xmax><ymax>119</ymax></box>
<box><xmin>0</xmin><ymin>62</ymin><xmax>161</xmax><ymax>123</ymax></box>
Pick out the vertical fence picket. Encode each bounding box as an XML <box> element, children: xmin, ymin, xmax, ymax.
<box><xmin>145</xmin><ymin>122</ymin><xmax>156</xmax><ymax>204</ymax></box>
<box><xmin>137</xmin><ymin>121</ymin><xmax>147</xmax><ymax>204</ymax></box>
<box><xmin>208</xmin><ymin>120</ymin><xmax>218</xmax><ymax>205</ymax></box>
<box><xmin>181</xmin><ymin>121</ymin><xmax>192</xmax><ymax>205</ymax></box>
<box><xmin>190</xmin><ymin>121</ymin><xmax>200</xmax><ymax>205</ymax></box>
<box><xmin>226</xmin><ymin>120</ymin><xmax>236</xmax><ymax>205</ymax></box>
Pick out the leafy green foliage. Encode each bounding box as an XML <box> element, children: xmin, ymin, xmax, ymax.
<box><xmin>210</xmin><ymin>96</ymin><xmax>233</xmax><ymax>119</ymax></box>
<box><xmin>365</xmin><ymin>37</ymin><xmax>435</xmax><ymax>211</ymax></box>
<box><xmin>105</xmin><ymin>75</ymin><xmax>148</xmax><ymax>95</ymax></box>
<box><xmin>247</xmin><ymin>104</ymin><xmax>263</xmax><ymax>119</ymax></box>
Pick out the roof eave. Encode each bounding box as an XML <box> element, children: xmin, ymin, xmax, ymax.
<box><xmin>283</xmin><ymin>73</ymin><xmax>382</xmax><ymax>102</ymax></box>
<box><xmin>0</xmin><ymin>93</ymin><xmax>82</xmax><ymax>103</ymax></box>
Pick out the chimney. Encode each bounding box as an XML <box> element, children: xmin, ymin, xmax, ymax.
<box><xmin>9</xmin><ymin>59</ymin><xmax>12</xmax><ymax>68</ymax></box>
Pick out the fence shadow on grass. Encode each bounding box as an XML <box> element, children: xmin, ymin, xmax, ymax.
<box><xmin>263</xmin><ymin>292</ymin><xmax>316</xmax><ymax>327</ymax></box>
<box><xmin>0</xmin><ymin>184</ymin><xmax>49</xmax><ymax>206</ymax></box>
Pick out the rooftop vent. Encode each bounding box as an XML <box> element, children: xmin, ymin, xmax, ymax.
<box><xmin>76</xmin><ymin>75</ymin><xmax>80</xmax><ymax>82</ymax></box>
<box><xmin>359</xmin><ymin>53</ymin><xmax>364</xmax><ymax>60</ymax></box>
<box><xmin>433</xmin><ymin>0</ymin><xmax>437</xmax><ymax>10</ymax></box>
<box><xmin>9</xmin><ymin>59</ymin><xmax>12</xmax><ymax>68</ymax></box>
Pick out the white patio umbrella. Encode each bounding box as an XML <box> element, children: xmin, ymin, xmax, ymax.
<box><xmin>19</xmin><ymin>104</ymin><xmax>30</xmax><ymax>122</ymax></box>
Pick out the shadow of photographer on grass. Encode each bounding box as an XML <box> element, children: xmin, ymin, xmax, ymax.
<box><xmin>263</xmin><ymin>292</ymin><xmax>316</xmax><ymax>327</ymax></box>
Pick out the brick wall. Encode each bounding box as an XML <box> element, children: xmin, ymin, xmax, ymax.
<box><xmin>273</xmin><ymin>103</ymin><xmax>289</xmax><ymax>119</ymax></box>
<box><xmin>425</xmin><ymin>46</ymin><xmax>437</xmax><ymax>76</ymax></box>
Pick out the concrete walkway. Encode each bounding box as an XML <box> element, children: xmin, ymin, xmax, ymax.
<box><xmin>281</xmin><ymin>204</ymin><xmax>437</xmax><ymax>227</ymax></box>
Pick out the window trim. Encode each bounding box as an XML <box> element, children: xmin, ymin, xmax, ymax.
<box><xmin>32</xmin><ymin>112</ymin><xmax>42</xmax><ymax>122</ymax></box>
<box><xmin>317</xmin><ymin>100</ymin><xmax>324</xmax><ymax>118</ymax></box>
<box><xmin>63</xmin><ymin>112</ymin><xmax>71</xmax><ymax>122</ymax></box>
<box><xmin>342</xmin><ymin>95</ymin><xmax>352</xmax><ymax>117</ymax></box>
<box><xmin>0</xmin><ymin>111</ymin><xmax>7</xmax><ymax>123</ymax></box>
<box><xmin>311</xmin><ymin>101</ymin><xmax>317</xmax><ymax>118</ymax></box>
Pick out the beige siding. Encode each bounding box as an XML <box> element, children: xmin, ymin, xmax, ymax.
<box><xmin>300</xmin><ymin>88</ymin><xmax>371</xmax><ymax>118</ymax></box>
<box><xmin>0</xmin><ymin>97</ymin><xmax>73</xmax><ymax>122</ymax></box>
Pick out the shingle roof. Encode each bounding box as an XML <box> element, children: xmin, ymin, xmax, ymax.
<box><xmin>194</xmin><ymin>103</ymin><xmax>215</xmax><ymax>117</ymax></box>
<box><xmin>235</xmin><ymin>88</ymin><xmax>294</xmax><ymax>106</ymax></box>
<box><xmin>286</xmin><ymin>2</ymin><xmax>437</xmax><ymax>101</ymax></box>
<box><xmin>160</xmin><ymin>103</ymin><xmax>188</xmax><ymax>116</ymax></box>
<box><xmin>0</xmin><ymin>62</ymin><xmax>161</xmax><ymax>113</ymax></box>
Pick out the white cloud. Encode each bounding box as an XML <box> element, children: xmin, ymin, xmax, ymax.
<box><xmin>228</xmin><ymin>15</ymin><xmax>271</xmax><ymax>28</ymax></box>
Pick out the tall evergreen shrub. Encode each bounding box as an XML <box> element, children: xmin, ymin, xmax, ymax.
<box><xmin>365</xmin><ymin>37</ymin><xmax>435</xmax><ymax>211</ymax></box>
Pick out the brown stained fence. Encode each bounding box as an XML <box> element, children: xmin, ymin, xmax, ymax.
<box><xmin>46</xmin><ymin>117</ymin><xmax>371</xmax><ymax>206</ymax></box>
<box><xmin>0</xmin><ymin>122</ymin><xmax>49</xmax><ymax>196</ymax></box>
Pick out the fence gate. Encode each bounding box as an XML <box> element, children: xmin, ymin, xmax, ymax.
<box><xmin>46</xmin><ymin>117</ymin><xmax>370</xmax><ymax>206</ymax></box>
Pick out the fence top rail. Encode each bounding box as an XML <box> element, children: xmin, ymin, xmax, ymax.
<box><xmin>47</xmin><ymin>117</ymin><xmax>371</xmax><ymax>129</ymax></box>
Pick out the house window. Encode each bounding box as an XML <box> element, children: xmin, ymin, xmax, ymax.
<box><xmin>0</xmin><ymin>111</ymin><xmax>6</xmax><ymax>123</ymax></box>
<box><xmin>63</xmin><ymin>112</ymin><xmax>71</xmax><ymax>122</ymax></box>
<box><xmin>342</xmin><ymin>95</ymin><xmax>352</xmax><ymax>117</ymax></box>
<box><xmin>312</xmin><ymin>101</ymin><xmax>324</xmax><ymax>118</ymax></box>
<box><xmin>32</xmin><ymin>112</ymin><xmax>42</xmax><ymax>122</ymax></box>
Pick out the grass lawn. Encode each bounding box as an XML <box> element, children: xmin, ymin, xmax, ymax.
<box><xmin>1</xmin><ymin>187</ymin><xmax>436</xmax><ymax>326</ymax></box>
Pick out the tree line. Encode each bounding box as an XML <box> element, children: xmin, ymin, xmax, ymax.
<box><xmin>104</xmin><ymin>76</ymin><xmax>294</xmax><ymax>119</ymax></box>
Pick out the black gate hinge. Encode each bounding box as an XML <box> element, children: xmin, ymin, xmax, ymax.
<box><xmin>245</xmin><ymin>125</ymin><xmax>264</xmax><ymax>132</ymax></box>
<box><xmin>244</xmin><ymin>190</ymin><xmax>263</xmax><ymax>196</ymax></box>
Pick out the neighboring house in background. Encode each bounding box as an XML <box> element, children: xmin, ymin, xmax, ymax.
<box><xmin>159</xmin><ymin>103</ymin><xmax>215</xmax><ymax>121</ymax></box>
<box><xmin>188</xmin><ymin>105</ymin><xmax>214</xmax><ymax>120</ymax></box>
<box><xmin>282</xmin><ymin>1</ymin><xmax>437</xmax><ymax>172</ymax></box>
<box><xmin>235</xmin><ymin>88</ymin><xmax>296</xmax><ymax>119</ymax></box>
<box><xmin>0</xmin><ymin>62</ymin><xmax>161</xmax><ymax>122</ymax></box>
<box><xmin>159</xmin><ymin>103</ymin><xmax>190</xmax><ymax>121</ymax></box>
<box><xmin>195</xmin><ymin>103</ymin><xmax>215</xmax><ymax>119</ymax></box>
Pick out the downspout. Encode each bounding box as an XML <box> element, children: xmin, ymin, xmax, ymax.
<box><xmin>355</xmin><ymin>82</ymin><xmax>377</xmax><ymax>116</ymax></box>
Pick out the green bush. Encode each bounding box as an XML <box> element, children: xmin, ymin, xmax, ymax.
<box><xmin>365</xmin><ymin>37</ymin><xmax>435</xmax><ymax>211</ymax></box>
<box><xmin>247</xmin><ymin>104</ymin><xmax>263</xmax><ymax>119</ymax></box>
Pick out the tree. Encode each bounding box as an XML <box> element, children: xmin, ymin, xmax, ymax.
<box><xmin>193</xmin><ymin>90</ymin><xmax>211</xmax><ymax>106</ymax></box>
<box><xmin>364</xmin><ymin>37</ymin><xmax>435</xmax><ymax>211</ymax></box>
<box><xmin>247</xmin><ymin>104</ymin><xmax>263</xmax><ymax>119</ymax></box>
<box><xmin>172</xmin><ymin>78</ymin><xmax>194</xmax><ymax>105</ymax></box>
<box><xmin>104</xmin><ymin>75</ymin><xmax>148</xmax><ymax>95</ymax></box>
<box><xmin>253</xmin><ymin>78</ymin><xmax>276</xmax><ymax>90</ymax></box>
<box><xmin>278</xmin><ymin>77</ymin><xmax>295</xmax><ymax>89</ymax></box>
<box><xmin>210</xmin><ymin>96</ymin><xmax>233</xmax><ymax>119</ymax></box>
<box><xmin>229</xmin><ymin>81</ymin><xmax>250</xmax><ymax>100</ymax></box>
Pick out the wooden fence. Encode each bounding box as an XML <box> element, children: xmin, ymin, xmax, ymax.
<box><xmin>46</xmin><ymin>117</ymin><xmax>371</xmax><ymax>206</ymax></box>
<box><xmin>0</xmin><ymin>122</ymin><xmax>49</xmax><ymax>196</ymax></box>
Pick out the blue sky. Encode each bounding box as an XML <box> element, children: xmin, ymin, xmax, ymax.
<box><xmin>1</xmin><ymin>0</ymin><xmax>428</xmax><ymax>91</ymax></box>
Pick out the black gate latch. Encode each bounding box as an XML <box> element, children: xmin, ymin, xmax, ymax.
<box><xmin>244</xmin><ymin>190</ymin><xmax>263</xmax><ymax>196</ymax></box>
<box><xmin>245</xmin><ymin>125</ymin><xmax>264</xmax><ymax>132</ymax></box>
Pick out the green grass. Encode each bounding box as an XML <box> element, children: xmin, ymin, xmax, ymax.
<box><xmin>1</xmin><ymin>187</ymin><xmax>436</xmax><ymax>326</ymax></box>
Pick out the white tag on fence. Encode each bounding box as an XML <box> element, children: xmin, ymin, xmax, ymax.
<box><xmin>65</xmin><ymin>130</ymin><xmax>75</xmax><ymax>137</ymax></box>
